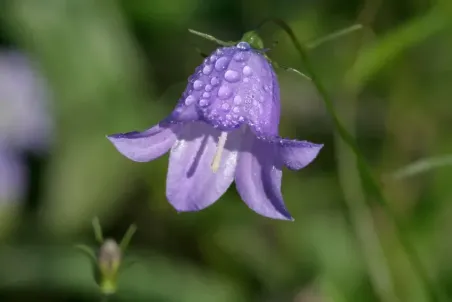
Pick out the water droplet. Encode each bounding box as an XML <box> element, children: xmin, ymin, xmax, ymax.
<box><xmin>193</xmin><ymin>80</ymin><xmax>204</xmax><ymax>90</ymax></box>
<box><xmin>238</xmin><ymin>116</ymin><xmax>245</xmax><ymax>122</ymax></box>
<box><xmin>233</xmin><ymin>52</ymin><xmax>246</xmax><ymax>62</ymax></box>
<box><xmin>233</xmin><ymin>107</ymin><xmax>240</xmax><ymax>113</ymax></box>
<box><xmin>233</xmin><ymin>95</ymin><xmax>242</xmax><ymax>104</ymax></box>
<box><xmin>209</xmin><ymin>55</ymin><xmax>217</xmax><ymax>63</ymax></box>
<box><xmin>237</xmin><ymin>42</ymin><xmax>250</xmax><ymax>50</ymax></box>
<box><xmin>224</xmin><ymin>70</ymin><xmax>240</xmax><ymax>83</ymax></box>
<box><xmin>226</xmin><ymin>114</ymin><xmax>232</xmax><ymax>120</ymax></box>
<box><xmin>242</xmin><ymin>66</ymin><xmax>252</xmax><ymax>76</ymax></box>
<box><xmin>244</xmin><ymin>78</ymin><xmax>250</xmax><ymax>83</ymax></box>
<box><xmin>184</xmin><ymin>95</ymin><xmax>196</xmax><ymax>106</ymax></box>
<box><xmin>210</xmin><ymin>77</ymin><xmax>220</xmax><ymax>86</ymax></box>
<box><xmin>203</xmin><ymin>65</ymin><xmax>212</xmax><ymax>75</ymax></box>
<box><xmin>215</xmin><ymin>57</ymin><xmax>230</xmax><ymax>71</ymax></box>
<box><xmin>264</xmin><ymin>84</ymin><xmax>270</xmax><ymax>92</ymax></box>
<box><xmin>202</xmin><ymin>92</ymin><xmax>210</xmax><ymax>98</ymax></box>
<box><xmin>218</xmin><ymin>86</ymin><xmax>232</xmax><ymax>99</ymax></box>
<box><xmin>221</xmin><ymin>103</ymin><xmax>230</xmax><ymax>111</ymax></box>
<box><xmin>199</xmin><ymin>99</ymin><xmax>209</xmax><ymax>107</ymax></box>
<box><xmin>205</xmin><ymin>84</ymin><xmax>212</xmax><ymax>92</ymax></box>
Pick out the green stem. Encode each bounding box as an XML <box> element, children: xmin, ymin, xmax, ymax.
<box><xmin>262</xmin><ymin>18</ymin><xmax>445</xmax><ymax>302</ymax></box>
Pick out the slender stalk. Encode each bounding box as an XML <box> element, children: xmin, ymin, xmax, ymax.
<box><xmin>335</xmin><ymin>2</ymin><xmax>399</xmax><ymax>301</ymax></box>
<box><xmin>260</xmin><ymin>18</ymin><xmax>445</xmax><ymax>302</ymax></box>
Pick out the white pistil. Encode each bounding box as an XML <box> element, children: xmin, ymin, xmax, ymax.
<box><xmin>211</xmin><ymin>131</ymin><xmax>228</xmax><ymax>173</ymax></box>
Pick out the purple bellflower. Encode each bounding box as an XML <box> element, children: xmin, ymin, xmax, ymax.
<box><xmin>0</xmin><ymin>51</ymin><xmax>52</xmax><ymax>203</ymax></box>
<box><xmin>108</xmin><ymin>32</ymin><xmax>323</xmax><ymax>220</ymax></box>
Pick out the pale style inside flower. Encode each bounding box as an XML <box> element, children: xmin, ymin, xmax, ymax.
<box><xmin>211</xmin><ymin>131</ymin><xmax>229</xmax><ymax>173</ymax></box>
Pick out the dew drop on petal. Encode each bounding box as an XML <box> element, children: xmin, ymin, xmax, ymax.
<box><xmin>233</xmin><ymin>52</ymin><xmax>246</xmax><ymax>62</ymax></box>
<box><xmin>202</xmin><ymin>92</ymin><xmax>210</xmax><ymax>98</ymax></box>
<box><xmin>184</xmin><ymin>95</ymin><xmax>196</xmax><ymax>106</ymax></box>
<box><xmin>242</xmin><ymin>66</ymin><xmax>252</xmax><ymax>77</ymax></box>
<box><xmin>233</xmin><ymin>106</ymin><xmax>240</xmax><ymax>113</ymax></box>
<box><xmin>237</xmin><ymin>42</ymin><xmax>251</xmax><ymax>50</ymax></box>
<box><xmin>202</xmin><ymin>65</ymin><xmax>212</xmax><ymax>75</ymax></box>
<box><xmin>205</xmin><ymin>84</ymin><xmax>212</xmax><ymax>92</ymax></box>
<box><xmin>210</xmin><ymin>55</ymin><xmax>217</xmax><ymax>63</ymax></box>
<box><xmin>221</xmin><ymin>103</ymin><xmax>230</xmax><ymax>111</ymax></box>
<box><xmin>193</xmin><ymin>80</ymin><xmax>204</xmax><ymax>90</ymax></box>
<box><xmin>199</xmin><ymin>99</ymin><xmax>210</xmax><ymax>107</ymax></box>
<box><xmin>224</xmin><ymin>70</ymin><xmax>240</xmax><ymax>83</ymax></box>
<box><xmin>215</xmin><ymin>57</ymin><xmax>230</xmax><ymax>71</ymax></box>
<box><xmin>210</xmin><ymin>77</ymin><xmax>220</xmax><ymax>86</ymax></box>
<box><xmin>218</xmin><ymin>85</ymin><xmax>232</xmax><ymax>100</ymax></box>
<box><xmin>233</xmin><ymin>95</ymin><xmax>242</xmax><ymax>104</ymax></box>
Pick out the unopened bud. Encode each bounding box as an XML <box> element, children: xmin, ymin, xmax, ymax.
<box><xmin>98</xmin><ymin>239</ymin><xmax>121</xmax><ymax>295</ymax></box>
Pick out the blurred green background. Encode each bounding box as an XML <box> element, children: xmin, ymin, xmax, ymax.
<box><xmin>1</xmin><ymin>0</ymin><xmax>452</xmax><ymax>301</ymax></box>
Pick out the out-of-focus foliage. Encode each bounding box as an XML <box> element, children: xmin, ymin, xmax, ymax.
<box><xmin>0</xmin><ymin>0</ymin><xmax>452</xmax><ymax>301</ymax></box>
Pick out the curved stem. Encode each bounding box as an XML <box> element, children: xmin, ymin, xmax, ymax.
<box><xmin>261</xmin><ymin>17</ymin><xmax>445</xmax><ymax>302</ymax></box>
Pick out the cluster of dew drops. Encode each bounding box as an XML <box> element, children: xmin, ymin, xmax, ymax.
<box><xmin>180</xmin><ymin>42</ymin><xmax>273</xmax><ymax>130</ymax></box>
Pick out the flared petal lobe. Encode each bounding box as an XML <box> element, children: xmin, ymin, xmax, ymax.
<box><xmin>276</xmin><ymin>139</ymin><xmax>323</xmax><ymax>170</ymax></box>
<box><xmin>235</xmin><ymin>128</ymin><xmax>293</xmax><ymax>220</ymax></box>
<box><xmin>166</xmin><ymin>122</ymin><xmax>241</xmax><ymax>212</ymax></box>
<box><xmin>107</xmin><ymin>123</ymin><xmax>180</xmax><ymax>162</ymax></box>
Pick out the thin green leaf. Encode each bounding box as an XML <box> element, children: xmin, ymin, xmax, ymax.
<box><xmin>345</xmin><ymin>6</ymin><xmax>452</xmax><ymax>91</ymax></box>
<box><xmin>305</xmin><ymin>24</ymin><xmax>363</xmax><ymax>49</ymax></box>
<box><xmin>188</xmin><ymin>29</ymin><xmax>235</xmax><ymax>47</ymax></box>
<box><xmin>74</xmin><ymin>244</ymin><xmax>97</xmax><ymax>263</ymax></box>
<box><xmin>390</xmin><ymin>155</ymin><xmax>452</xmax><ymax>180</ymax></box>
<box><xmin>92</xmin><ymin>217</ymin><xmax>104</xmax><ymax>244</ymax></box>
<box><xmin>120</xmin><ymin>224</ymin><xmax>137</xmax><ymax>252</ymax></box>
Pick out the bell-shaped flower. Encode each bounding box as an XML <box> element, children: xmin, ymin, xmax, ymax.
<box><xmin>108</xmin><ymin>41</ymin><xmax>323</xmax><ymax>220</ymax></box>
<box><xmin>0</xmin><ymin>51</ymin><xmax>53</xmax><ymax>203</ymax></box>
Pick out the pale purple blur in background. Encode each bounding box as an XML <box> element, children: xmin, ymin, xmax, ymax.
<box><xmin>0</xmin><ymin>51</ymin><xmax>53</xmax><ymax>203</ymax></box>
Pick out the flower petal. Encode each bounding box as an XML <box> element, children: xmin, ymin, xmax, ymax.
<box><xmin>107</xmin><ymin>123</ymin><xmax>180</xmax><ymax>162</ymax></box>
<box><xmin>277</xmin><ymin>139</ymin><xmax>323</xmax><ymax>170</ymax></box>
<box><xmin>235</xmin><ymin>128</ymin><xmax>293</xmax><ymax>220</ymax></box>
<box><xmin>166</xmin><ymin>122</ymin><xmax>241</xmax><ymax>212</ymax></box>
<box><xmin>0</xmin><ymin>148</ymin><xmax>26</xmax><ymax>203</ymax></box>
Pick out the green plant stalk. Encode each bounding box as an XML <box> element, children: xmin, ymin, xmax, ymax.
<box><xmin>263</xmin><ymin>18</ymin><xmax>445</xmax><ymax>302</ymax></box>
<box><xmin>336</xmin><ymin>94</ymin><xmax>398</xmax><ymax>301</ymax></box>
